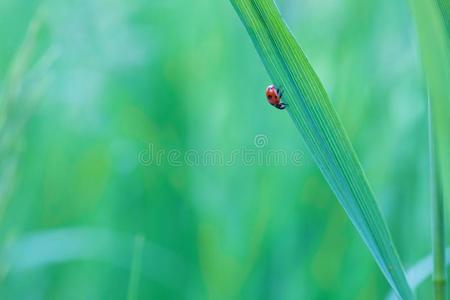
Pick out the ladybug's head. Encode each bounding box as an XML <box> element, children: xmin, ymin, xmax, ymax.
<box><xmin>265</xmin><ymin>84</ymin><xmax>276</xmax><ymax>97</ymax></box>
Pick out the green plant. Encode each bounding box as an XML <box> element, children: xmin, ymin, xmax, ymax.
<box><xmin>0</xmin><ymin>10</ymin><xmax>55</xmax><ymax>219</ymax></box>
<box><xmin>408</xmin><ymin>0</ymin><xmax>450</xmax><ymax>299</ymax></box>
<box><xmin>229</xmin><ymin>0</ymin><xmax>449</xmax><ymax>299</ymax></box>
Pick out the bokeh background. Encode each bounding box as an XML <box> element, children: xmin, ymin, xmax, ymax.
<box><xmin>0</xmin><ymin>0</ymin><xmax>435</xmax><ymax>299</ymax></box>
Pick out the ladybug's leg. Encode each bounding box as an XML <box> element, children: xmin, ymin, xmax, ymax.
<box><xmin>276</xmin><ymin>87</ymin><xmax>284</xmax><ymax>99</ymax></box>
<box><xmin>276</xmin><ymin>103</ymin><xmax>287</xmax><ymax>110</ymax></box>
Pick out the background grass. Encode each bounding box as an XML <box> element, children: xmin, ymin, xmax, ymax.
<box><xmin>0</xmin><ymin>0</ymin><xmax>442</xmax><ymax>299</ymax></box>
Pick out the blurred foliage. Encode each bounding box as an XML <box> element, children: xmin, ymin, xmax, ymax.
<box><xmin>0</xmin><ymin>0</ymin><xmax>439</xmax><ymax>299</ymax></box>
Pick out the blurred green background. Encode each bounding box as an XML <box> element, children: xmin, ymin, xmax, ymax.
<box><xmin>0</xmin><ymin>0</ymin><xmax>434</xmax><ymax>299</ymax></box>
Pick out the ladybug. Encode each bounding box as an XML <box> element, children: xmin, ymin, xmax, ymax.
<box><xmin>266</xmin><ymin>84</ymin><xmax>287</xmax><ymax>110</ymax></box>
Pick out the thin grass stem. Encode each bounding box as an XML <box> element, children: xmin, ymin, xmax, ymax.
<box><xmin>428</xmin><ymin>99</ymin><xmax>447</xmax><ymax>300</ymax></box>
<box><xmin>127</xmin><ymin>235</ymin><xmax>145</xmax><ymax>300</ymax></box>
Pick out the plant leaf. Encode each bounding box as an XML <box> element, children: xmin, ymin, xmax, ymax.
<box><xmin>386</xmin><ymin>248</ymin><xmax>450</xmax><ymax>300</ymax></box>
<box><xmin>229</xmin><ymin>0</ymin><xmax>413</xmax><ymax>298</ymax></box>
<box><xmin>408</xmin><ymin>0</ymin><xmax>450</xmax><ymax>298</ymax></box>
<box><xmin>410</xmin><ymin>0</ymin><xmax>450</xmax><ymax>204</ymax></box>
<box><xmin>435</xmin><ymin>0</ymin><xmax>450</xmax><ymax>36</ymax></box>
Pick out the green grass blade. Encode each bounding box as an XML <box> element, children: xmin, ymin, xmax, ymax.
<box><xmin>229</xmin><ymin>1</ymin><xmax>413</xmax><ymax>298</ymax></box>
<box><xmin>127</xmin><ymin>235</ymin><xmax>145</xmax><ymax>300</ymax></box>
<box><xmin>431</xmin><ymin>164</ymin><xmax>446</xmax><ymax>300</ymax></box>
<box><xmin>428</xmin><ymin>100</ymin><xmax>447</xmax><ymax>300</ymax></box>
<box><xmin>0</xmin><ymin>9</ymin><xmax>56</xmax><ymax>220</ymax></box>
<box><xmin>408</xmin><ymin>0</ymin><xmax>450</xmax><ymax>299</ymax></box>
<box><xmin>435</xmin><ymin>0</ymin><xmax>450</xmax><ymax>36</ymax></box>
<box><xmin>411</xmin><ymin>0</ymin><xmax>450</xmax><ymax>207</ymax></box>
<box><xmin>386</xmin><ymin>248</ymin><xmax>450</xmax><ymax>300</ymax></box>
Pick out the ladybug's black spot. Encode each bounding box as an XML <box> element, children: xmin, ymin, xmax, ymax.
<box><xmin>267</xmin><ymin>95</ymin><xmax>272</xmax><ymax>99</ymax></box>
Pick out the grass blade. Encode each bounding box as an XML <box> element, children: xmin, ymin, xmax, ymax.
<box><xmin>435</xmin><ymin>0</ymin><xmax>450</xmax><ymax>36</ymax></box>
<box><xmin>408</xmin><ymin>0</ymin><xmax>450</xmax><ymax>299</ymax></box>
<box><xmin>0</xmin><ymin>227</ymin><xmax>187</xmax><ymax>289</ymax></box>
<box><xmin>229</xmin><ymin>0</ymin><xmax>413</xmax><ymax>298</ymax></box>
<box><xmin>428</xmin><ymin>99</ymin><xmax>447</xmax><ymax>300</ymax></box>
<box><xmin>127</xmin><ymin>235</ymin><xmax>145</xmax><ymax>300</ymax></box>
<box><xmin>0</xmin><ymin>9</ymin><xmax>56</xmax><ymax>220</ymax></box>
<box><xmin>386</xmin><ymin>248</ymin><xmax>450</xmax><ymax>300</ymax></box>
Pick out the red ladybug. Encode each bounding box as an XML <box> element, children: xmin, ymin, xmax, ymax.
<box><xmin>266</xmin><ymin>84</ymin><xmax>287</xmax><ymax>110</ymax></box>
